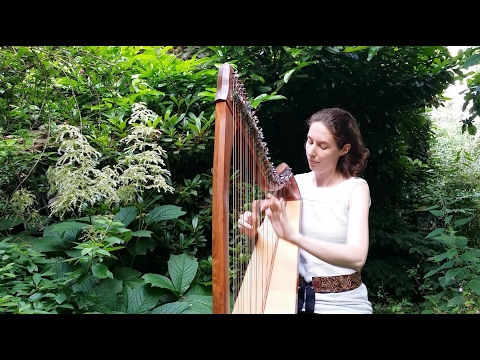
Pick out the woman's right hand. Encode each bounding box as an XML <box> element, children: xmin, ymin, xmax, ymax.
<box><xmin>238</xmin><ymin>200</ymin><xmax>260</xmax><ymax>239</ymax></box>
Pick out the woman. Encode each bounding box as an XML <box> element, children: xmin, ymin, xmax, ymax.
<box><xmin>238</xmin><ymin>107</ymin><xmax>373</xmax><ymax>314</ymax></box>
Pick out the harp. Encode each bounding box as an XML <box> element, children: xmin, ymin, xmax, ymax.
<box><xmin>211</xmin><ymin>62</ymin><xmax>301</xmax><ymax>314</ymax></box>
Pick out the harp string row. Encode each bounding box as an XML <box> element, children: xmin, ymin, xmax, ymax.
<box><xmin>229</xmin><ymin>71</ymin><xmax>289</xmax><ymax>313</ymax></box>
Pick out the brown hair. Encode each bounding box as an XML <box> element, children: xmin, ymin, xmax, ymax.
<box><xmin>306</xmin><ymin>108</ymin><xmax>370</xmax><ymax>177</ymax></box>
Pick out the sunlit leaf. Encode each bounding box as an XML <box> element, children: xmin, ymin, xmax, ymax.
<box><xmin>463</xmin><ymin>53</ymin><xmax>480</xmax><ymax>68</ymax></box>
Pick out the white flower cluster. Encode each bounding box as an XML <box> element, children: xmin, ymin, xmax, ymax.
<box><xmin>47</xmin><ymin>103</ymin><xmax>174</xmax><ymax>218</ymax></box>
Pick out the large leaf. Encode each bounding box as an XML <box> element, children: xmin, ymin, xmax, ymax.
<box><xmin>466</xmin><ymin>278</ymin><xmax>480</xmax><ymax>295</ymax></box>
<box><xmin>463</xmin><ymin>53</ymin><xmax>480</xmax><ymax>68</ymax></box>
<box><xmin>444</xmin><ymin>268</ymin><xmax>466</xmax><ymax>281</ymax></box>
<box><xmin>150</xmin><ymin>301</ymin><xmax>190</xmax><ymax>314</ymax></box>
<box><xmin>122</xmin><ymin>284</ymin><xmax>163</xmax><ymax>314</ymax></box>
<box><xmin>89</xmin><ymin>278</ymin><xmax>123</xmax><ymax>312</ymax></box>
<box><xmin>448</xmin><ymin>294</ymin><xmax>464</xmax><ymax>307</ymax></box>
<box><xmin>0</xmin><ymin>217</ymin><xmax>24</xmax><ymax>230</ymax></box>
<box><xmin>71</xmin><ymin>274</ymin><xmax>101</xmax><ymax>294</ymax></box>
<box><xmin>344</xmin><ymin>46</ymin><xmax>369</xmax><ymax>53</ymax></box>
<box><xmin>130</xmin><ymin>230</ymin><xmax>152</xmax><ymax>238</ymax></box>
<box><xmin>91</xmin><ymin>263</ymin><xmax>113</xmax><ymax>279</ymax></box>
<box><xmin>425</xmin><ymin>227</ymin><xmax>445</xmax><ymax>239</ymax></box>
<box><xmin>179</xmin><ymin>294</ymin><xmax>212</xmax><ymax>314</ymax></box>
<box><xmin>460</xmin><ymin>252</ymin><xmax>480</xmax><ymax>263</ymax></box>
<box><xmin>113</xmin><ymin>267</ymin><xmax>143</xmax><ymax>287</ymax></box>
<box><xmin>51</xmin><ymin>221</ymin><xmax>88</xmax><ymax>233</ymax></box>
<box><xmin>168</xmin><ymin>253</ymin><xmax>198</xmax><ymax>295</ymax></box>
<box><xmin>185</xmin><ymin>284</ymin><xmax>212</xmax><ymax>296</ymax></box>
<box><xmin>144</xmin><ymin>205</ymin><xmax>186</xmax><ymax>225</ymax></box>
<box><xmin>113</xmin><ymin>206</ymin><xmax>137</xmax><ymax>227</ymax></box>
<box><xmin>454</xmin><ymin>217</ymin><xmax>474</xmax><ymax>227</ymax></box>
<box><xmin>428</xmin><ymin>252</ymin><xmax>451</xmax><ymax>262</ymax></box>
<box><xmin>126</xmin><ymin>238</ymin><xmax>155</xmax><ymax>256</ymax></box>
<box><xmin>29</xmin><ymin>236</ymin><xmax>68</xmax><ymax>252</ymax></box>
<box><xmin>423</xmin><ymin>269</ymin><xmax>439</xmax><ymax>278</ymax></box>
<box><xmin>142</xmin><ymin>273</ymin><xmax>176</xmax><ymax>292</ymax></box>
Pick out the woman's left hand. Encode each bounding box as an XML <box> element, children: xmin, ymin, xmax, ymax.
<box><xmin>260</xmin><ymin>193</ymin><xmax>298</xmax><ymax>242</ymax></box>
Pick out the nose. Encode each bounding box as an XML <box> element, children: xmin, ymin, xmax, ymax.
<box><xmin>306</xmin><ymin>146</ymin><xmax>315</xmax><ymax>159</ymax></box>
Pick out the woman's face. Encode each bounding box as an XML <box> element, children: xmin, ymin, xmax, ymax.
<box><xmin>305</xmin><ymin>121</ymin><xmax>349</xmax><ymax>172</ymax></box>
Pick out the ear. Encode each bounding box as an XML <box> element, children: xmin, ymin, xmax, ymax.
<box><xmin>341</xmin><ymin>144</ymin><xmax>351</xmax><ymax>156</ymax></box>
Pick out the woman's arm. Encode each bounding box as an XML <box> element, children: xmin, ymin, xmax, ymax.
<box><xmin>261</xmin><ymin>182</ymin><xmax>370</xmax><ymax>272</ymax></box>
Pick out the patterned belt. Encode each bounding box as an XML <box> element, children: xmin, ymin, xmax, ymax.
<box><xmin>299</xmin><ymin>272</ymin><xmax>362</xmax><ymax>293</ymax></box>
<box><xmin>297</xmin><ymin>272</ymin><xmax>362</xmax><ymax>314</ymax></box>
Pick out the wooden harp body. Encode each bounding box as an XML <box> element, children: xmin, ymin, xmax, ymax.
<box><xmin>211</xmin><ymin>63</ymin><xmax>301</xmax><ymax>314</ymax></box>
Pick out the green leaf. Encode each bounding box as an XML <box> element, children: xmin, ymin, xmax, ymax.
<box><xmin>367</xmin><ymin>46</ymin><xmax>383</xmax><ymax>61</ymax></box>
<box><xmin>428</xmin><ymin>252</ymin><xmax>450</xmax><ymax>262</ymax></box>
<box><xmin>130</xmin><ymin>230</ymin><xmax>152</xmax><ymax>238</ymax></box>
<box><xmin>32</xmin><ymin>273</ymin><xmax>42</xmax><ymax>285</ymax></box>
<box><xmin>448</xmin><ymin>294</ymin><xmax>464</xmax><ymax>307</ymax></box>
<box><xmin>52</xmin><ymin>221</ymin><xmax>88</xmax><ymax>233</ymax></box>
<box><xmin>168</xmin><ymin>253</ymin><xmax>198</xmax><ymax>295</ymax></box>
<box><xmin>185</xmin><ymin>284</ymin><xmax>212</xmax><ymax>296</ymax></box>
<box><xmin>113</xmin><ymin>206</ymin><xmax>138</xmax><ymax>227</ymax></box>
<box><xmin>33</xmin><ymin>273</ymin><xmax>42</xmax><ymax>285</ymax></box>
<box><xmin>467</xmin><ymin>124</ymin><xmax>477</xmax><ymax>136</ymax></box>
<box><xmin>429</xmin><ymin>209</ymin><xmax>443</xmax><ymax>217</ymax></box>
<box><xmin>466</xmin><ymin>278</ymin><xmax>480</xmax><ymax>295</ymax></box>
<box><xmin>89</xmin><ymin>278</ymin><xmax>124</xmax><ymax>312</ymax></box>
<box><xmin>454</xmin><ymin>217</ymin><xmax>474</xmax><ymax>227</ymax></box>
<box><xmin>123</xmin><ymin>284</ymin><xmax>163</xmax><ymax>314</ymax></box>
<box><xmin>446</xmin><ymin>248</ymin><xmax>457</xmax><ymax>259</ymax></box>
<box><xmin>179</xmin><ymin>294</ymin><xmax>212</xmax><ymax>314</ymax></box>
<box><xmin>0</xmin><ymin>217</ymin><xmax>24</xmax><ymax>230</ymax></box>
<box><xmin>437</xmin><ymin>259</ymin><xmax>455</xmax><ymax>271</ymax></box>
<box><xmin>30</xmin><ymin>236</ymin><xmax>67</xmax><ymax>252</ymax></box>
<box><xmin>283</xmin><ymin>69</ymin><xmax>296</xmax><ymax>83</ymax></box>
<box><xmin>445</xmin><ymin>268</ymin><xmax>466</xmax><ymax>281</ymax></box>
<box><xmin>55</xmin><ymin>292</ymin><xmax>68</xmax><ymax>304</ymax></box>
<box><xmin>463</xmin><ymin>53</ymin><xmax>480</xmax><ymax>68</ymax></box>
<box><xmin>460</xmin><ymin>251</ymin><xmax>480</xmax><ymax>263</ymax></box>
<box><xmin>17</xmin><ymin>47</ymin><xmax>29</xmax><ymax>58</ymax></box>
<box><xmin>104</xmin><ymin>236</ymin><xmax>124</xmax><ymax>245</ymax></box>
<box><xmin>150</xmin><ymin>301</ymin><xmax>190</xmax><ymax>314</ymax></box>
<box><xmin>423</xmin><ymin>269</ymin><xmax>439</xmax><ymax>278</ymax></box>
<box><xmin>425</xmin><ymin>227</ymin><xmax>445</xmax><ymax>239</ymax></box>
<box><xmin>344</xmin><ymin>46</ymin><xmax>369</xmax><ymax>53</ymax></box>
<box><xmin>113</xmin><ymin>267</ymin><xmax>142</xmax><ymax>281</ymax></box>
<box><xmin>142</xmin><ymin>273</ymin><xmax>176</xmax><ymax>292</ymax></box>
<box><xmin>29</xmin><ymin>293</ymin><xmax>42</xmax><ymax>301</ymax></box>
<box><xmin>91</xmin><ymin>263</ymin><xmax>113</xmax><ymax>279</ymax></box>
<box><xmin>455</xmin><ymin>236</ymin><xmax>468</xmax><ymax>248</ymax></box>
<box><xmin>126</xmin><ymin>238</ymin><xmax>155</xmax><ymax>256</ymax></box>
<box><xmin>144</xmin><ymin>205</ymin><xmax>186</xmax><ymax>225</ymax></box>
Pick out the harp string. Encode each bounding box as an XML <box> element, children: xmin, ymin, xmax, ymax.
<box><xmin>227</xmin><ymin>67</ymin><xmax>294</xmax><ymax>313</ymax></box>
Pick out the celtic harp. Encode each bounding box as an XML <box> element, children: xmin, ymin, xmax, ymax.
<box><xmin>211</xmin><ymin>62</ymin><xmax>301</xmax><ymax>314</ymax></box>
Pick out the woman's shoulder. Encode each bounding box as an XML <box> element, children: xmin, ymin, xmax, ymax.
<box><xmin>294</xmin><ymin>172</ymin><xmax>310</xmax><ymax>180</ymax></box>
<box><xmin>346</xmin><ymin>176</ymin><xmax>368</xmax><ymax>186</ymax></box>
<box><xmin>294</xmin><ymin>172</ymin><xmax>312</xmax><ymax>187</ymax></box>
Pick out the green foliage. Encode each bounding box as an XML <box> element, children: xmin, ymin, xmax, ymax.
<box><xmin>143</xmin><ymin>253</ymin><xmax>212</xmax><ymax>314</ymax></box>
<box><xmin>455</xmin><ymin>46</ymin><xmax>480</xmax><ymax>132</ymax></box>
<box><xmin>0</xmin><ymin>237</ymin><xmax>74</xmax><ymax>313</ymax></box>
<box><xmin>0</xmin><ymin>45</ymin><xmax>220</xmax><ymax>312</ymax></box>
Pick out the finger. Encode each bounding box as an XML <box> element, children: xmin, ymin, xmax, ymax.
<box><xmin>251</xmin><ymin>200</ymin><xmax>260</xmax><ymax>222</ymax></box>
<box><xmin>259</xmin><ymin>197</ymin><xmax>276</xmax><ymax>212</ymax></box>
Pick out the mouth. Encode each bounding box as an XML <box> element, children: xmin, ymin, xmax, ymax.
<box><xmin>308</xmin><ymin>160</ymin><xmax>319</xmax><ymax>165</ymax></box>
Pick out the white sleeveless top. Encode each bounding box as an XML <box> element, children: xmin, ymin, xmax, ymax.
<box><xmin>295</xmin><ymin>172</ymin><xmax>373</xmax><ymax>314</ymax></box>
